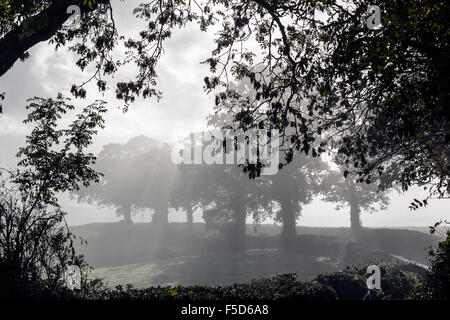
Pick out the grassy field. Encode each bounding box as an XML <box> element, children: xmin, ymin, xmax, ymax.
<box><xmin>71</xmin><ymin>222</ymin><xmax>442</xmax><ymax>288</ymax></box>
<box><xmin>91</xmin><ymin>249</ymin><xmax>340</xmax><ymax>288</ymax></box>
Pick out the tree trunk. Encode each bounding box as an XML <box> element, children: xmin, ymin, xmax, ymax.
<box><xmin>349</xmin><ymin>201</ymin><xmax>363</xmax><ymax>242</ymax></box>
<box><xmin>122</xmin><ymin>205</ymin><xmax>133</xmax><ymax>224</ymax></box>
<box><xmin>118</xmin><ymin>205</ymin><xmax>133</xmax><ymax>224</ymax></box>
<box><xmin>186</xmin><ymin>204</ymin><xmax>193</xmax><ymax>229</ymax></box>
<box><xmin>235</xmin><ymin>208</ymin><xmax>246</xmax><ymax>239</ymax></box>
<box><xmin>230</xmin><ymin>197</ymin><xmax>246</xmax><ymax>247</ymax></box>
<box><xmin>346</xmin><ymin>178</ymin><xmax>363</xmax><ymax>242</ymax></box>
<box><xmin>153</xmin><ymin>205</ymin><xmax>169</xmax><ymax>227</ymax></box>
<box><xmin>280</xmin><ymin>199</ymin><xmax>297</xmax><ymax>241</ymax></box>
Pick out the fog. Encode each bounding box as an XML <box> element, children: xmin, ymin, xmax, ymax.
<box><xmin>0</xmin><ymin>2</ymin><xmax>446</xmax><ymax>229</ymax></box>
<box><xmin>0</xmin><ymin>0</ymin><xmax>448</xmax><ymax>290</ymax></box>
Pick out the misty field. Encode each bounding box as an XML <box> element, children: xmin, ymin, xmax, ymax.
<box><xmin>91</xmin><ymin>249</ymin><xmax>337</xmax><ymax>288</ymax></box>
<box><xmin>71</xmin><ymin>222</ymin><xmax>440</xmax><ymax>288</ymax></box>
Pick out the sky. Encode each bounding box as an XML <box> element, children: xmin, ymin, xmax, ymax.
<box><xmin>0</xmin><ymin>0</ymin><xmax>448</xmax><ymax>228</ymax></box>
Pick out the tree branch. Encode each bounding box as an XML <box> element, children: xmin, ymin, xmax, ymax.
<box><xmin>0</xmin><ymin>0</ymin><xmax>110</xmax><ymax>78</ymax></box>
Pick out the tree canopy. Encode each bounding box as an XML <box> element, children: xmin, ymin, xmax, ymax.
<box><xmin>73</xmin><ymin>136</ymin><xmax>177</xmax><ymax>226</ymax></box>
<box><xmin>1</xmin><ymin>0</ymin><xmax>448</xmax><ymax>204</ymax></box>
<box><xmin>322</xmin><ymin>156</ymin><xmax>391</xmax><ymax>241</ymax></box>
<box><xmin>0</xmin><ymin>93</ymin><xmax>106</xmax><ymax>298</ymax></box>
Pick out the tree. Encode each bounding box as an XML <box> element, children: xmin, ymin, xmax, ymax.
<box><xmin>170</xmin><ymin>162</ymin><xmax>207</xmax><ymax>230</ymax></box>
<box><xmin>132</xmin><ymin>142</ymin><xmax>178</xmax><ymax>227</ymax></box>
<box><xmin>416</xmin><ymin>221</ymin><xmax>450</xmax><ymax>300</ymax></box>
<box><xmin>170</xmin><ymin>134</ymin><xmax>272</xmax><ymax>238</ymax></box>
<box><xmin>201</xmin><ymin>0</ymin><xmax>449</xmax><ymax>202</ymax></box>
<box><xmin>265</xmin><ymin>152</ymin><xmax>327</xmax><ymax>241</ymax></box>
<box><xmin>206</xmin><ymin>77</ymin><xmax>327</xmax><ymax>241</ymax></box>
<box><xmin>0</xmin><ymin>0</ymin><xmax>117</xmax><ymax>100</ymax></box>
<box><xmin>168</xmin><ymin>133</ymin><xmax>214</xmax><ymax>230</ymax></box>
<box><xmin>2</xmin><ymin>0</ymin><xmax>447</xmax><ymax>206</ymax></box>
<box><xmin>73</xmin><ymin>141</ymin><xmax>141</xmax><ymax>224</ymax></box>
<box><xmin>322</xmin><ymin>157</ymin><xmax>391</xmax><ymax>242</ymax></box>
<box><xmin>0</xmin><ymin>94</ymin><xmax>106</xmax><ymax>298</ymax></box>
<box><xmin>74</xmin><ymin>136</ymin><xmax>176</xmax><ymax>227</ymax></box>
<box><xmin>172</xmin><ymin>135</ymin><xmax>269</xmax><ymax>244</ymax></box>
<box><xmin>199</xmin><ymin>164</ymin><xmax>258</xmax><ymax>244</ymax></box>
<box><xmin>1</xmin><ymin>0</ymin><xmax>161</xmax><ymax>112</ymax></box>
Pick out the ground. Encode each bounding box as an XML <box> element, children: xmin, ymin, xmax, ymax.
<box><xmin>70</xmin><ymin>222</ymin><xmax>442</xmax><ymax>288</ymax></box>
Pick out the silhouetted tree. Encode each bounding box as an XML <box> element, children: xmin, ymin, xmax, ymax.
<box><xmin>208</xmin><ymin>89</ymin><xmax>327</xmax><ymax>241</ymax></box>
<box><xmin>194</xmin><ymin>161</ymin><xmax>267</xmax><ymax>245</ymax></box>
<box><xmin>322</xmin><ymin>157</ymin><xmax>391</xmax><ymax>242</ymax></box>
<box><xmin>73</xmin><ymin>136</ymin><xmax>163</xmax><ymax>224</ymax></box>
<box><xmin>3</xmin><ymin>1</ymin><xmax>447</xmax><ymax>208</ymax></box>
<box><xmin>0</xmin><ymin>1</ymin><xmax>116</xmax><ymax>106</ymax></box>
<box><xmin>171</xmin><ymin>163</ymin><xmax>208</xmax><ymax>230</ymax></box>
<box><xmin>132</xmin><ymin>142</ymin><xmax>178</xmax><ymax>227</ymax></box>
<box><xmin>169</xmin><ymin>133</ymin><xmax>218</xmax><ymax>230</ymax></box>
<box><xmin>171</xmin><ymin>130</ymin><xmax>268</xmax><ymax>241</ymax></box>
<box><xmin>74</xmin><ymin>143</ymin><xmax>135</xmax><ymax>224</ymax></box>
<box><xmin>73</xmin><ymin>136</ymin><xmax>177</xmax><ymax>227</ymax></box>
<box><xmin>0</xmin><ymin>94</ymin><xmax>106</xmax><ymax>298</ymax></box>
<box><xmin>416</xmin><ymin>221</ymin><xmax>450</xmax><ymax>300</ymax></box>
<box><xmin>261</xmin><ymin>152</ymin><xmax>327</xmax><ymax>241</ymax></box>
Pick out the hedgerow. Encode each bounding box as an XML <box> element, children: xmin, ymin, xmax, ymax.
<box><xmin>76</xmin><ymin>264</ymin><xmax>425</xmax><ymax>301</ymax></box>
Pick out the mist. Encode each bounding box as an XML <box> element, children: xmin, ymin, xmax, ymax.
<box><xmin>0</xmin><ymin>0</ymin><xmax>448</xmax><ymax>304</ymax></box>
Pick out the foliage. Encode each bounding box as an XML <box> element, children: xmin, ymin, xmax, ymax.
<box><xmin>323</xmin><ymin>172</ymin><xmax>390</xmax><ymax>216</ymax></box>
<box><xmin>1</xmin><ymin>0</ymin><xmax>448</xmax><ymax>301</ymax></box>
<box><xmin>169</xmin><ymin>131</ymin><xmax>273</xmax><ymax>237</ymax></box>
<box><xmin>101</xmin><ymin>273</ymin><xmax>337</xmax><ymax>301</ymax></box>
<box><xmin>201</xmin><ymin>0</ymin><xmax>450</xmax><ymax>202</ymax></box>
<box><xmin>54</xmin><ymin>265</ymin><xmax>423</xmax><ymax>300</ymax></box>
<box><xmin>200</xmin><ymin>165</ymin><xmax>267</xmax><ymax>233</ymax></box>
<box><xmin>2</xmin><ymin>0</ymin><xmax>448</xmax><ymax>204</ymax></box>
<box><xmin>206</xmin><ymin>79</ymin><xmax>329</xmax><ymax>238</ymax></box>
<box><xmin>0</xmin><ymin>0</ymin><xmax>116</xmax><ymax>90</ymax></box>
<box><xmin>72</xmin><ymin>136</ymin><xmax>175</xmax><ymax>224</ymax></box>
<box><xmin>415</xmin><ymin>221</ymin><xmax>450</xmax><ymax>300</ymax></box>
<box><xmin>316</xmin><ymin>264</ymin><xmax>423</xmax><ymax>300</ymax></box>
<box><xmin>265</xmin><ymin>152</ymin><xmax>327</xmax><ymax>238</ymax></box>
<box><xmin>129</xmin><ymin>0</ymin><xmax>450</xmax><ymax>200</ymax></box>
<box><xmin>0</xmin><ymin>94</ymin><xmax>106</xmax><ymax>299</ymax></box>
<box><xmin>322</xmin><ymin>156</ymin><xmax>391</xmax><ymax>240</ymax></box>
<box><xmin>315</xmin><ymin>268</ymin><xmax>368</xmax><ymax>300</ymax></box>
<box><xmin>14</xmin><ymin>95</ymin><xmax>106</xmax><ymax>205</ymax></box>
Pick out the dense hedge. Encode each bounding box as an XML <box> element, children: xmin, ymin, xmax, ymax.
<box><xmin>316</xmin><ymin>264</ymin><xmax>425</xmax><ymax>300</ymax></box>
<box><xmin>103</xmin><ymin>273</ymin><xmax>337</xmax><ymax>301</ymax></box>
<box><xmin>413</xmin><ymin>232</ymin><xmax>450</xmax><ymax>300</ymax></box>
<box><xmin>2</xmin><ymin>261</ymin><xmax>443</xmax><ymax>300</ymax></box>
<box><xmin>69</xmin><ymin>264</ymin><xmax>425</xmax><ymax>301</ymax></box>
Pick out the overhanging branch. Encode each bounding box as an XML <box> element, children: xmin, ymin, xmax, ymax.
<box><xmin>0</xmin><ymin>0</ymin><xmax>110</xmax><ymax>78</ymax></box>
